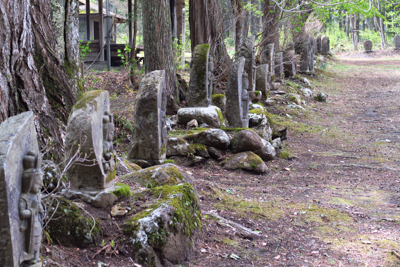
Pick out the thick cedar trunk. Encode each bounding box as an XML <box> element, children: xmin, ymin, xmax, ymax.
<box><xmin>143</xmin><ymin>0</ymin><xmax>178</xmax><ymax>114</ymax></box>
<box><xmin>288</xmin><ymin>5</ymin><xmax>312</xmax><ymax>54</ymax></box>
<box><xmin>189</xmin><ymin>0</ymin><xmax>208</xmax><ymax>54</ymax></box>
<box><xmin>0</xmin><ymin>0</ymin><xmax>76</xmax><ymax>159</ymax></box>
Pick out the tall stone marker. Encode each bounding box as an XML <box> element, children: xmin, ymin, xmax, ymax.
<box><xmin>274</xmin><ymin>52</ymin><xmax>284</xmax><ymax>83</ymax></box>
<box><xmin>394</xmin><ymin>35</ymin><xmax>400</xmax><ymax>50</ymax></box>
<box><xmin>261</xmin><ymin>43</ymin><xmax>275</xmax><ymax>81</ymax></box>
<box><xmin>300</xmin><ymin>36</ymin><xmax>315</xmax><ymax>73</ymax></box>
<box><xmin>364</xmin><ymin>40</ymin><xmax>373</xmax><ymax>53</ymax></box>
<box><xmin>256</xmin><ymin>64</ymin><xmax>270</xmax><ymax>100</ymax></box>
<box><xmin>65</xmin><ymin>90</ymin><xmax>116</xmax><ymax>191</ymax></box>
<box><xmin>188</xmin><ymin>44</ymin><xmax>213</xmax><ymax>107</ymax></box>
<box><xmin>283</xmin><ymin>43</ymin><xmax>296</xmax><ymax>78</ymax></box>
<box><xmin>0</xmin><ymin>111</ymin><xmax>44</xmax><ymax>267</ymax></box>
<box><xmin>238</xmin><ymin>35</ymin><xmax>256</xmax><ymax>92</ymax></box>
<box><xmin>316</xmin><ymin>35</ymin><xmax>322</xmax><ymax>54</ymax></box>
<box><xmin>128</xmin><ymin>70</ymin><xmax>167</xmax><ymax>166</ymax></box>
<box><xmin>226</xmin><ymin>57</ymin><xmax>249</xmax><ymax>128</ymax></box>
<box><xmin>321</xmin><ymin>36</ymin><xmax>330</xmax><ymax>55</ymax></box>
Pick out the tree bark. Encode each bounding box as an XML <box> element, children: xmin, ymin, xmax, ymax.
<box><xmin>189</xmin><ymin>0</ymin><xmax>208</xmax><ymax>54</ymax></box>
<box><xmin>143</xmin><ymin>0</ymin><xmax>178</xmax><ymax>114</ymax></box>
<box><xmin>0</xmin><ymin>0</ymin><xmax>77</xmax><ymax>159</ymax></box>
<box><xmin>176</xmin><ymin>0</ymin><xmax>185</xmax><ymax>44</ymax></box>
<box><xmin>231</xmin><ymin>0</ymin><xmax>244</xmax><ymax>54</ymax></box>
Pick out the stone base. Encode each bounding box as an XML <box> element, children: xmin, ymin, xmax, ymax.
<box><xmin>130</xmin><ymin>159</ymin><xmax>164</xmax><ymax>168</ymax></box>
<box><xmin>364</xmin><ymin>50</ymin><xmax>373</xmax><ymax>53</ymax></box>
<box><xmin>241</xmin><ymin>119</ymin><xmax>249</xmax><ymax>128</ymax></box>
<box><xmin>64</xmin><ymin>186</ymin><xmax>118</xmax><ymax>208</ymax></box>
<box><xmin>395</xmin><ymin>48</ymin><xmax>400</xmax><ymax>50</ymax></box>
<box><xmin>22</xmin><ymin>262</ymin><xmax>42</xmax><ymax>267</ymax></box>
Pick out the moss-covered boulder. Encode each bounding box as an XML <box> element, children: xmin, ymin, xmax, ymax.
<box><xmin>221</xmin><ymin>151</ymin><xmax>268</xmax><ymax>173</ymax></box>
<box><xmin>166</xmin><ymin>137</ymin><xmax>194</xmax><ymax>157</ymax></box>
<box><xmin>287</xmin><ymin>93</ymin><xmax>301</xmax><ymax>105</ymax></box>
<box><xmin>124</xmin><ymin>180</ymin><xmax>201</xmax><ymax>266</ymax></box>
<box><xmin>124</xmin><ymin>161</ymin><xmax>142</xmax><ymax>172</ymax></box>
<box><xmin>120</xmin><ymin>163</ymin><xmax>194</xmax><ymax>188</ymax></box>
<box><xmin>177</xmin><ymin>106</ymin><xmax>225</xmax><ymax>128</ymax></box>
<box><xmin>46</xmin><ymin>198</ymin><xmax>102</xmax><ymax>248</ymax></box>
<box><xmin>188</xmin><ymin>143</ymin><xmax>210</xmax><ymax>158</ymax></box>
<box><xmin>230</xmin><ymin>130</ymin><xmax>276</xmax><ymax>161</ymax></box>
<box><xmin>185</xmin><ymin>129</ymin><xmax>230</xmax><ymax>149</ymax></box>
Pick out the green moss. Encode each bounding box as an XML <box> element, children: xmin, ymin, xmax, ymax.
<box><xmin>123</xmin><ymin>160</ymin><xmax>142</xmax><ymax>171</ymax></box>
<box><xmin>164</xmin><ymin>159</ymin><xmax>175</xmax><ymax>164</ymax></box>
<box><xmin>160</xmin><ymin>144</ymin><xmax>166</xmax><ymax>156</ymax></box>
<box><xmin>215</xmin><ymin>108</ymin><xmax>226</xmax><ymax>127</ymax></box>
<box><xmin>106</xmin><ymin>167</ymin><xmax>117</xmax><ymax>183</ymax></box>
<box><xmin>46</xmin><ymin>198</ymin><xmax>102</xmax><ymax>248</ymax></box>
<box><xmin>249</xmin><ymin>108</ymin><xmax>265</xmax><ymax>115</ymax></box>
<box><xmin>279</xmin><ymin>149</ymin><xmax>292</xmax><ymax>159</ymax></box>
<box><xmin>254</xmin><ymin>91</ymin><xmax>261</xmax><ymax>96</ymax></box>
<box><xmin>124</xmin><ymin>183</ymin><xmax>201</xmax><ymax>249</ymax></box>
<box><xmin>122</xmin><ymin>164</ymin><xmax>185</xmax><ymax>188</ymax></box>
<box><xmin>288</xmin><ymin>94</ymin><xmax>298</xmax><ymax>103</ymax></box>
<box><xmin>112</xmin><ymin>183</ymin><xmax>132</xmax><ymax>198</ymax></box>
<box><xmin>188</xmin><ymin>143</ymin><xmax>208</xmax><ymax>156</ymax></box>
<box><xmin>73</xmin><ymin>90</ymin><xmax>105</xmax><ymax>111</ymax></box>
<box><xmin>211</xmin><ymin>94</ymin><xmax>226</xmax><ymax>101</ymax></box>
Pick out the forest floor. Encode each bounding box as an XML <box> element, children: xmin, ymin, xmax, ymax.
<box><xmin>44</xmin><ymin>50</ymin><xmax>400</xmax><ymax>267</ymax></box>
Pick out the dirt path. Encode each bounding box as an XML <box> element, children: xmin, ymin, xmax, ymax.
<box><xmin>188</xmin><ymin>54</ymin><xmax>400</xmax><ymax>266</ymax></box>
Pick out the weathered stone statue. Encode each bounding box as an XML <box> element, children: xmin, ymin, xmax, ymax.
<box><xmin>364</xmin><ymin>40</ymin><xmax>373</xmax><ymax>53</ymax></box>
<box><xmin>128</xmin><ymin>70</ymin><xmax>168</xmax><ymax>166</ymax></box>
<box><xmin>395</xmin><ymin>35</ymin><xmax>400</xmax><ymax>50</ymax></box>
<box><xmin>256</xmin><ymin>64</ymin><xmax>270</xmax><ymax>100</ymax></box>
<box><xmin>0</xmin><ymin>111</ymin><xmax>42</xmax><ymax>267</ymax></box>
<box><xmin>65</xmin><ymin>90</ymin><xmax>116</xmax><ymax>191</ymax></box>
<box><xmin>300</xmin><ymin>36</ymin><xmax>315</xmax><ymax>73</ymax></box>
<box><xmin>102</xmin><ymin>111</ymin><xmax>115</xmax><ymax>174</ymax></box>
<box><xmin>226</xmin><ymin>57</ymin><xmax>249</xmax><ymax>128</ymax></box>
<box><xmin>261</xmin><ymin>43</ymin><xmax>275</xmax><ymax>79</ymax></box>
<box><xmin>316</xmin><ymin>35</ymin><xmax>322</xmax><ymax>54</ymax></box>
<box><xmin>283</xmin><ymin>43</ymin><xmax>296</xmax><ymax>78</ymax></box>
<box><xmin>188</xmin><ymin>44</ymin><xmax>213</xmax><ymax>107</ymax></box>
<box><xmin>238</xmin><ymin>35</ymin><xmax>256</xmax><ymax>91</ymax></box>
<box><xmin>321</xmin><ymin>36</ymin><xmax>330</xmax><ymax>55</ymax></box>
<box><xmin>274</xmin><ymin>52</ymin><xmax>283</xmax><ymax>83</ymax></box>
<box><xmin>19</xmin><ymin>152</ymin><xmax>43</xmax><ymax>267</ymax></box>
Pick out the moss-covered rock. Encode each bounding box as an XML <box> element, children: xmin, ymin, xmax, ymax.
<box><xmin>184</xmin><ymin>129</ymin><xmax>230</xmax><ymax>149</ymax></box>
<box><xmin>112</xmin><ymin>183</ymin><xmax>132</xmax><ymax>198</ymax></box>
<box><xmin>221</xmin><ymin>151</ymin><xmax>268</xmax><ymax>173</ymax></box>
<box><xmin>124</xmin><ymin>182</ymin><xmax>201</xmax><ymax>266</ymax></box>
<box><xmin>166</xmin><ymin>137</ymin><xmax>194</xmax><ymax>157</ymax></box>
<box><xmin>120</xmin><ymin>163</ymin><xmax>194</xmax><ymax>188</ymax></box>
<box><xmin>211</xmin><ymin>94</ymin><xmax>226</xmax><ymax>113</ymax></box>
<box><xmin>45</xmin><ymin>198</ymin><xmax>102</xmax><ymax>248</ymax></box>
<box><xmin>188</xmin><ymin>143</ymin><xmax>210</xmax><ymax>158</ymax></box>
<box><xmin>124</xmin><ymin>160</ymin><xmax>143</xmax><ymax>172</ymax></box>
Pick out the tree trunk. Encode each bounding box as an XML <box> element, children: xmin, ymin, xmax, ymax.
<box><xmin>143</xmin><ymin>0</ymin><xmax>178</xmax><ymax>115</ymax></box>
<box><xmin>231</xmin><ymin>0</ymin><xmax>244</xmax><ymax>54</ymax></box>
<box><xmin>189</xmin><ymin>0</ymin><xmax>208</xmax><ymax>54</ymax></box>
<box><xmin>289</xmin><ymin>5</ymin><xmax>312</xmax><ymax>54</ymax></box>
<box><xmin>376</xmin><ymin>0</ymin><xmax>386</xmax><ymax>48</ymax></box>
<box><xmin>0</xmin><ymin>0</ymin><xmax>77</xmax><ymax>159</ymax></box>
<box><xmin>176</xmin><ymin>0</ymin><xmax>185</xmax><ymax>44</ymax></box>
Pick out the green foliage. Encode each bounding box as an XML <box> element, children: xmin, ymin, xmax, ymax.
<box><xmin>79</xmin><ymin>40</ymin><xmax>91</xmax><ymax>61</ymax></box>
<box><xmin>324</xmin><ymin>23</ymin><xmax>349</xmax><ymax>48</ymax></box>
<box><xmin>359</xmin><ymin>29</ymin><xmax>382</xmax><ymax>44</ymax></box>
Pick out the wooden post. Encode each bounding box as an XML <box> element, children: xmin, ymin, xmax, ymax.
<box><xmin>86</xmin><ymin>0</ymin><xmax>90</xmax><ymax>40</ymax></box>
<box><xmin>99</xmin><ymin>0</ymin><xmax>104</xmax><ymax>61</ymax></box>
<box><xmin>106</xmin><ymin>0</ymin><xmax>111</xmax><ymax>70</ymax></box>
<box><xmin>181</xmin><ymin>8</ymin><xmax>185</xmax><ymax>71</ymax></box>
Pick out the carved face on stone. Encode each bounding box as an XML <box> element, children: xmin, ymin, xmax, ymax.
<box><xmin>30</xmin><ymin>172</ymin><xmax>43</xmax><ymax>194</ymax></box>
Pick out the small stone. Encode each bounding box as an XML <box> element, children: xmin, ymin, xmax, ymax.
<box><xmin>301</xmin><ymin>88</ymin><xmax>313</xmax><ymax>97</ymax></box>
<box><xmin>208</xmin><ymin>147</ymin><xmax>224</xmax><ymax>160</ymax></box>
<box><xmin>221</xmin><ymin>151</ymin><xmax>268</xmax><ymax>173</ymax></box>
<box><xmin>111</xmin><ymin>204</ymin><xmax>128</xmax><ymax>217</ymax></box>
<box><xmin>301</xmin><ymin>77</ymin><xmax>311</xmax><ymax>86</ymax></box>
<box><xmin>199</xmin><ymin>123</ymin><xmax>209</xmax><ymax>128</ymax></box>
<box><xmin>91</xmin><ymin>191</ymin><xmax>118</xmax><ymax>208</ymax></box>
<box><xmin>314</xmin><ymin>92</ymin><xmax>327</xmax><ymax>102</ymax></box>
<box><xmin>177</xmin><ymin>106</ymin><xmax>224</xmax><ymax>128</ymax></box>
<box><xmin>187</xmin><ymin>119</ymin><xmax>198</xmax><ymax>129</ymax></box>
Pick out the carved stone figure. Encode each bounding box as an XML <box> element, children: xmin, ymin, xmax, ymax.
<box><xmin>102</xmin><ymin>111</ymin><xmax>116</xmax><ymax>173</ymax></box>
<box><xmin>65</xmin><ymin>90</ymin><xmax>116</xmax><ymax>191</ymax></box>
<box><xmin>241</xmin><ymin>72</ymin><xmax>250</xmax><ymax>124</ymax></box>
<box><xmin>19</xmin><ymin>152</ymin><xmax>43</xmax><ymax>267</ymax></box>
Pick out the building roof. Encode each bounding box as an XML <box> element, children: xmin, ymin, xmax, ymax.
<box><xmin>78</xmin><ymin>0</ymin><xmax>126</xmax><ymax>23</ymax></box>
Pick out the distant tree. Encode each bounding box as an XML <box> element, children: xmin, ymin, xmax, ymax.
<box><xmin>142</xmin><ymin>0</ymin><xmax>179</xmax><ymax>114</ymax></box>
